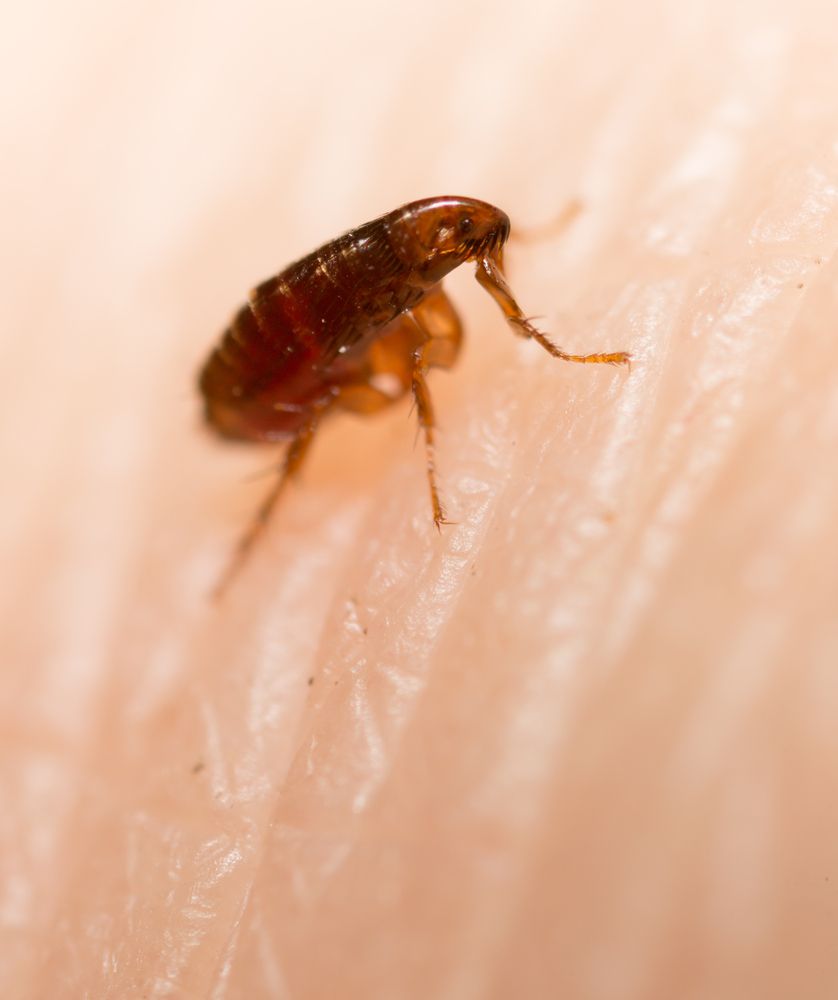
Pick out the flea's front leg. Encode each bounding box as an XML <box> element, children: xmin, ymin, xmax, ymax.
<box><xmin>475</xmin><ymin>255</ymin><xmax>630</xmax><ymax>367</ymax></box>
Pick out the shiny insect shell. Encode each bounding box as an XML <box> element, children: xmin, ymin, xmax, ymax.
<box><xmin>199</xmin><ymin>195</ymin><xmax>630</xmax><ymax>595</ymax></box>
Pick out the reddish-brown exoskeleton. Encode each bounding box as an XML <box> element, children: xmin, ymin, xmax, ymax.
<box><xmin>199</xmin><ymin>196</ymin><xmax>629</xmax><ymax>595</ymax></box>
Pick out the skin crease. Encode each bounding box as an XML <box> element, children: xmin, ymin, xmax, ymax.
<box><xmin>2</xmin><ymin>1</ymin><xmax>838</xmax><ymax>998</ymax></box>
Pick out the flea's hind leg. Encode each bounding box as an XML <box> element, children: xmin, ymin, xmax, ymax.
<box><xmin>211</xmin><ymin>421</ymin><xmax>318</xmax><ymax>600</ymax></box>
<box><xmin>408</xmin><ymin>287</ymin><xmax>464</xmax><ymax>529</ymax></box>
<box><xmin>475</xmin><ymin>255</ymin><xmax>630</xmax><ymax>367</ymax></box>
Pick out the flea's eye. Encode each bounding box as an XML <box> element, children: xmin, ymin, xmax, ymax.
<box><xmin>459</xmin><ymin>217</ymin><xmax>474</xmax><ymax>234</ymax></box>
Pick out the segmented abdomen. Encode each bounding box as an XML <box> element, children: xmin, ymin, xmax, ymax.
<box><xmin>199</xmin><ymin>217</ymin><xmax>424</xmax><ymax>441</ymax></box>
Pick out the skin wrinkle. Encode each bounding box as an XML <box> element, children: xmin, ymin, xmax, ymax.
<box><xmin>4</xmin><ymin>1</ymin><xmax>838</xmax><ymax>998</ymax></box>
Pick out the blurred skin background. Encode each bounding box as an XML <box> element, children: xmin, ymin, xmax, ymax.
<box><xmin>2</xmin><ymin>1</ymin><xmax>838</xmax><ymax>997</ymax></box>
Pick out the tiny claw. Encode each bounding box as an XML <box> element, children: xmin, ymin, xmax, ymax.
<box><xmin>591</xmin><ymin>350</ymin><xmax>632</xmax><ymax>369</ymax></box>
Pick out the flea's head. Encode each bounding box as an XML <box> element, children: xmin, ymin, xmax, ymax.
<box><xmin>389</xmin><ymin>196</ymin><xmax>510</xmax><ymax>283</ymax></box>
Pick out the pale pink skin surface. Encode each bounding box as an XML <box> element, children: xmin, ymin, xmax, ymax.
<box><xmin>3</xmin><ymin>3</ymin><xmax>838</xmax><ymax>998</ymax></box>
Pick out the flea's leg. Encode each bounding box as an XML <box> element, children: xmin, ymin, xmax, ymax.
<box><xmin>408</xmin><ymin>287</ymin><xmax>464</xmax><ymax>528</ymax></box>
<box><xmin>410</xmin><ymin>363</ymin><xmax>450</xmax><ymax>529</ymax></box>
<box><xmin>410</xmin><ymin>286</ymin><xmax>463</xmax><ymax>371</ymax></box>
<box><xmin>475</xmin><ymin>255</ymin><xmax>631</xmax><ymax>367</ymax></box>
<box><xmin>332</xmin><ymin>288</ymin><xmax>462</xmax><ymax>528</ymax></box>
<box><xmin>211</xmin><ymin>421</ymin><xmax>318</xmax><ymax>600</ymax></box>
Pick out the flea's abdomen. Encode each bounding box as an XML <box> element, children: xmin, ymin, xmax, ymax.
<box><xmin>199</xmin><ymin>222</ymin><xmax>420</xmax><ymax>442</ymax></box>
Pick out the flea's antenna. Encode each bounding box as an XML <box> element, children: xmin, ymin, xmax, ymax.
<box><xmin>511</xmin><ymin>199</ymin><xmax>583</xmax><ymax>244</ymax></box>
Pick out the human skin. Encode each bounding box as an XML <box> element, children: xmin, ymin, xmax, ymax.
<box><xmin>2</xmin><ymin>2</ymin><xmax>838</xmax><ymax>998</ymax></box>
